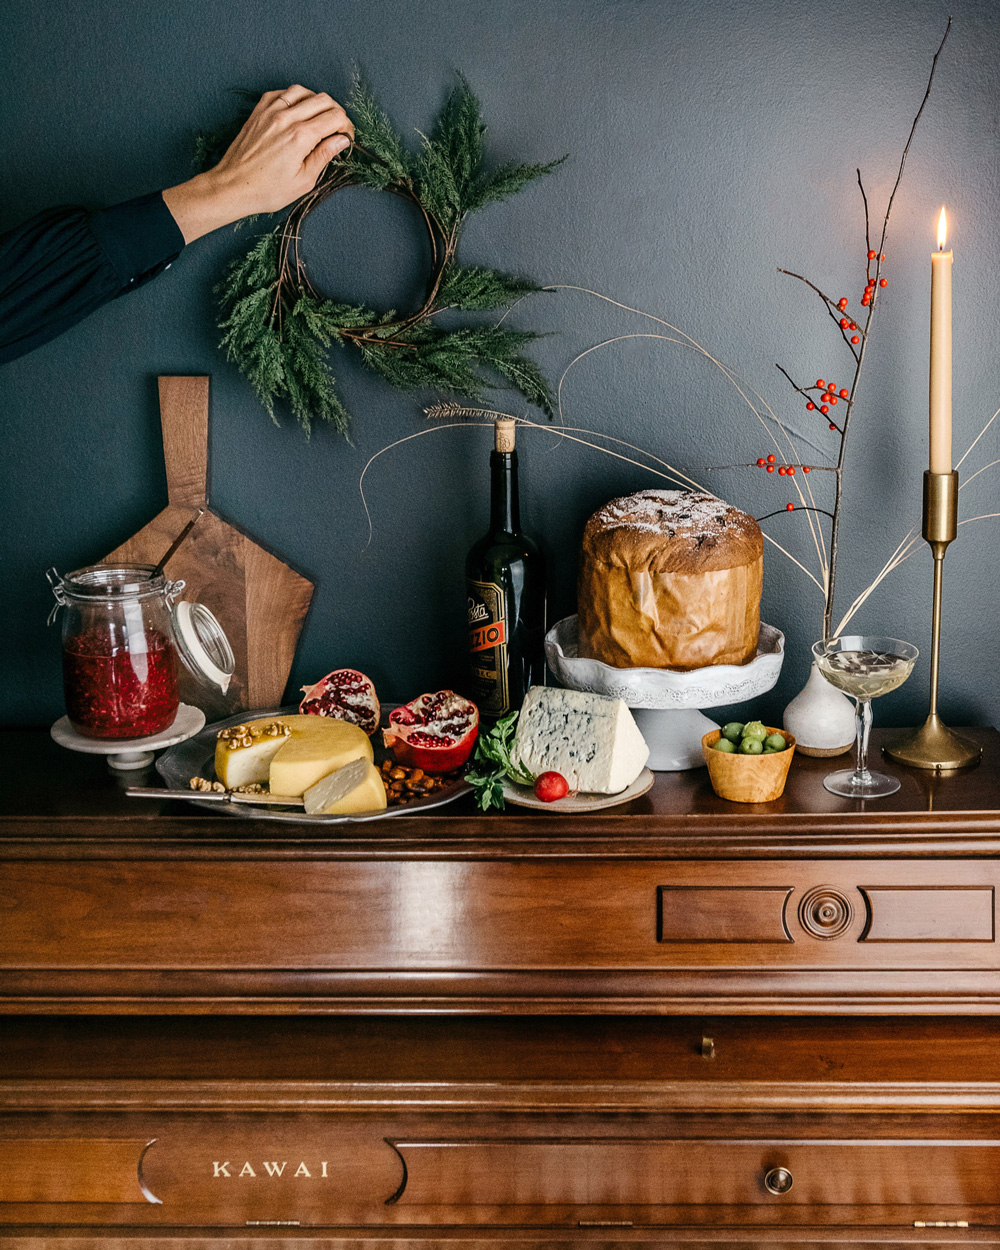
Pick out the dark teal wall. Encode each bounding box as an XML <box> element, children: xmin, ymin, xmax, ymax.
<box><xmin>4</xmin><ymin>0</ymin><xmax>999</xmax><ymax>728</ymax></box>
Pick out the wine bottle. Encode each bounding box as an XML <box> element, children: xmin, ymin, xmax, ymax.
<box><xmin>466</xmin><ymin>419</ymin><xmax>546</xmax><ymax>719</ymax></box>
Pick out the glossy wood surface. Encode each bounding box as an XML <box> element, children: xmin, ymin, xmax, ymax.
<box><xmin>4</xmin><ymin>730</ymin><xmax>1000</xmax><ymax>1246</ymax></box>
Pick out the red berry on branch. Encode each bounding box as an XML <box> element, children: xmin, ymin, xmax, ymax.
<box><xmin>868</xmin><ymin>249</ymin><xmax>877</xmax><ymax>260</ymax></box>
<box><xmin>849</xmin><ymin>322</ymin><xmax>857</xmax><ymax>329</ymax></box>
<box><xmin>778</xmin><ymin>465</ymin><xmax>786</xmax><ymax>475</ymax></box>
<box><xmin>851</xmin><ymin>335</ymin><xmax>860</xmax><ymax>343</ymax></box>
<box><xmin>880</xmin><ymin>253</ymin><xmax>885</xmax><ymax>261</ymax></box>
<box><xmin>766</xmin><ymin>464</ymin><xmax>775</xmax><ymax>473</ymax></box>
<box><xmin>879</xmin><ymin>278</ymin><xmax>887</xmax><ymax>287</ymax></box>
<box><xmin>820</xmin><ymin>404</ymin><xmax>829</xmax><ymax>415</ymax></box>
<box><xmin>786</xmin><ymin>502</ymin><xmax>795</xmax><ymax>511</ymax></box>
<box><xmin>839</xmin><ymin>388</ymin><xmax>849</xmax><ymax>398</ymax></box>
<box><xmin>816</xmin><ymin>379</ymin><xmax>825</xmax><ymax>388</ymax></box>
<box><xmin>788</xmin><ymin>466</ymin><xmax>795</xmax><ymax>475</ymax></box>
<box><xmin>838</xmin><ymin>298</ymin><xmax>848</xmax><ymax>309</ymax></box>
<box><xmin>861</xmin><ymin>297</ymin><xmax>870</xmax><ymax>306</ymax></box>
<box><xmin>829</xmin><ymin>422</ymin><xmax>837</xmax><ymax>430</ymax></box>
<box><xmin>840</xmin><ymin>317</ymin><xmax>849</xmax><ymax>328</ymax></box>
<box><xmin>806</xmin><ymin>401</ymin><xmax>815</xmax><ymax>411</ymax></box>
<box><xmin>803</xmin><ymin>465</ymin><xmax>811</xmax><ymax>473</ymax></box>
<box><xmin>767</xmin><ymin>454</ymin><xmax>775</xmax><ymax>463</ymax></box>
<box><xmin>757</xmin><ymin>457</ymin><xmax>766</xmax><ymax>466</ymax></box>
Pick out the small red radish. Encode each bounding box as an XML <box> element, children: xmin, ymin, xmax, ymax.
<box><xmin>534</xmin><ymin>771</ymin><xmax>569</xmax><ymax>802</ymax></box>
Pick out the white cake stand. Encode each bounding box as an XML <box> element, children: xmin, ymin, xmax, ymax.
<box><xmin>50</xmin><ymin>703</ymin><xmax>206</xmax><ymax>771</ymax></box>
<box><xmin>545</xmin><ymin>617</ymin><xmax>785</xmax><ymax>771</ymax></box>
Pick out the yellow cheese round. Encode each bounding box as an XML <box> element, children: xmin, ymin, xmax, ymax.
<box><xmin>268</xmin><ymin>715</ymin><xmax>374</xmax><ymax>797</ymax></box>
<box><xmin>215</xmin><ymin>714</ymin><xmax>373</xmax><ymax>797</ymax></box>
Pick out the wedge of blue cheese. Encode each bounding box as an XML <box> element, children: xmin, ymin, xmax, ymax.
<box><xmin>512</xmin><ymin>687</ymin><xmax>650</xmax><ymax>793</ymax></box>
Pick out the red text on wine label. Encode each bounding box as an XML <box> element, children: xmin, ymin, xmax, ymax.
<box><xmin>469</xmin><ymin>621</ymin><xmax>507</xmax><ymax>653</ymax></box>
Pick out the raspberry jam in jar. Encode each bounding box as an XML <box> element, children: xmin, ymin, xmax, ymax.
<box><xmin>49</xmin><ymin>565</ymin><xmax>184</xmax><ymax>740</ymax></box>
<box><xmin>62</xmin><ymin>625</ymin><xmax>179</xmax><ymax>738</ymax></box>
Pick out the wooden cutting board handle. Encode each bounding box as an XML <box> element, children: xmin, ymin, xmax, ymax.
<box><xmin>159</xmin><ymin>376</ymin><xmax>209</xmax><ymax>508</ymax></box>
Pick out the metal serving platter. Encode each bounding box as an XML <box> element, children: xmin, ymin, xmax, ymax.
<box><xmin>155</xmin><ymin>707</ymin><xmax>471</xmax><ymax>824</ymax></box>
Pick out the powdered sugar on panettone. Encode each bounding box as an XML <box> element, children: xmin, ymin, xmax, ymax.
<box><xmin>593</xmin><ymin>489</ymin><xmax>742</xmax><ymax>538</ymax></box>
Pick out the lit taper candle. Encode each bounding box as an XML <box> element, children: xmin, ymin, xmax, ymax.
<box><xmin>929</xmin><ymin>206</ymin><xmax>953</xmax><ymax>474</ymax></box>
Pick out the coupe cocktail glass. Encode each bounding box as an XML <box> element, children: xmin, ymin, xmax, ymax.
<box><xmin>812</xmin><ymin>635</ymin><xmax>918</xmax><ymax>798</ymax></box>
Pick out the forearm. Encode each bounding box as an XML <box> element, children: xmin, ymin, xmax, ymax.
<box><xmin>162</xmin><ymin>169</ymin><xmax>261</xmax><ymax>245</ymax></box>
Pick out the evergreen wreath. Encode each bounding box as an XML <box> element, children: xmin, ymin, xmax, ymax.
<box><xmin>212</xmin><ymin>76</ymin><xmax>563</xmax><ymax>436</ymax></box>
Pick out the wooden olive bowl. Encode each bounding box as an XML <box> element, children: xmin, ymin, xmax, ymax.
<box><xmin>701</xmin><ymin>726</ymin><xmax>797</xmax><ymax>803</ymax></box>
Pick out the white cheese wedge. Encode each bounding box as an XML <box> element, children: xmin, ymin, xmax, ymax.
<box><xmin>303</xmin><ymin>758</ymin><xmax>387</xmax><ymax>815</ymax></box>
<box><xmin>268</xmin><ymin>715</ymin><xmax>374</xmax><ymax>798</ymax></box>
<box><xmin>512</xmin><ymin>686</ymin><xmax>650</xmax><ymax>794</ymax></box>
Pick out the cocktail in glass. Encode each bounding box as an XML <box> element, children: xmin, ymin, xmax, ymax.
<box><xmin>812</xmin><ymin>635</ymin><xmax>918</xmax><ymax>798</ymax></box>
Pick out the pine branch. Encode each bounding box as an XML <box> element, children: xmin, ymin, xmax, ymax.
<box><xmin>348</xmin><ymin>73</ymin><xmax>412</xmax><ymax>182</ymax></box>
<box><xmin>466</xmin><ymin>156</ymin><xmax>567</xmax><ymax>213</ymax></box>
<box><xmin>437</xmin><ymin>265</ymin><xmax>546</xmax><ymax>311</ymax></box>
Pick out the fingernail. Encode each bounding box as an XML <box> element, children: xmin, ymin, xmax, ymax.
<box><xmin>333</xmin><ymin>134</ymin><xmax>351</xmax><ymax>153</ymax></box>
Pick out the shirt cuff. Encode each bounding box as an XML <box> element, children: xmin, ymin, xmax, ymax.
<box><xmin>89</xmin><ymin>191</ymin><xmax>185</xmax><ymax>293</ymax></box>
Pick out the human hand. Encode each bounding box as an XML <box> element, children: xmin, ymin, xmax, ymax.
<box><xmin>163</xmin><ymin>85</ymin><xmax>355</xmax><ymax>244</ymax></box>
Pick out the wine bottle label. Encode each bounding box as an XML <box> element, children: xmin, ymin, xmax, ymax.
<box><xmin>467</xmin><ymin>578</ymin><xmax>510</xmax><ymax>717</ymax></box>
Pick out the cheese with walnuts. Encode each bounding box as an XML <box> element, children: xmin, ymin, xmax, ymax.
<box><xmin>512</xmin><ymin>686</ymin><xmax>649</xmax><ymax>794</ymax></box>
<box><xmin>215</xmin><ymin>714</ymin><xmax>373</xmax><ymax>797</ymax></box>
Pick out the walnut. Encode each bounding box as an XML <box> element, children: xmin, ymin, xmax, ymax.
<box><xmin>217</xmin><ymin>720</ymin><xmax>290</xmax><ymax>751</ymax></box>
<box><xmin>189</xmin><ymin>776</ymin><xmax>225</xmax><ymax>792</ymax></box>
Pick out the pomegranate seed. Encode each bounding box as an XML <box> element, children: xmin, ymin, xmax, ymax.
<box><xmin>830</xmin><ymin>396</ymin><xmax>838</xmax><ymax>405</ymax></box>
<box><xmin>786</xmin><ymin>502</ymin><xmax>795</xmax><ymax>511</ymax></box>
<box><xmin>767</xmin><ymin>454</ymin><xmax>775</xmax><ymax>464</ymax></box>
<box><xmin>868</xmin><ymin>249</ymin><xmax>877</xmax><ymax>260</ymax></box>
<box><xmin>757</xmin><ymin>457</ymin><xmax>766</xmax><ymax>466</ymax></box>
<box><xmin>806</xmin><ymin>401</ymin><xmax>815</xmax><ymax>411</ymax></box>
<box><xmin>851</xmin><ymin>335</ymin><xmax>860</xmax><ymax>343</ymax></box>
<box><xmin>879</xmin><ymin>278</ymin><xmax>887</xmax><ymax>287</ymax></box>
<box><xmin>839</xmin><ymin>388</ymin><xmax>849</xmax><ymax>398</ymax></box>
<box><xmin>820</xmin><ymin>404</ymin><xmax>829</xmax><ymax>415</ymax></box>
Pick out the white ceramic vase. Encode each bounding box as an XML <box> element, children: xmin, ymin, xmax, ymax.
<box><xmin>783</xmin><ymin>660</ymin><xmax>855</xmax><ymax>758</ymax></box>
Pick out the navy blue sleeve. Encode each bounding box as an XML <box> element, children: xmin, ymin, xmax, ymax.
<box><xmin>0</xmin><ymin>191</ymin><xmax>185</xmax><ymax>364</ymax></box>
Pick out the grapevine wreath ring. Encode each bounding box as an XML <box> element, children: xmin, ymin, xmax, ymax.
<box><xmin>212</xmin><ymin>76</ymin><xmax>564</xmax><ymax>436</ymax></box>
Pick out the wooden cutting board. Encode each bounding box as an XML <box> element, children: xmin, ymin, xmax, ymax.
<box><xmin>103</xmin><ymin>376</ymin><xmax>313</xmax><ymax>712</ymax></box>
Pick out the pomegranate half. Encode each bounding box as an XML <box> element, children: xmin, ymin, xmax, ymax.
<box><xmin>382</xmin><ymin>690</ymin><xmax>479</xmax><ymax>774</ymax></box>
<box><xmin>299</xmin><ymin>668</ymin><xmax>381</xmax><ymax>736</ymax></box>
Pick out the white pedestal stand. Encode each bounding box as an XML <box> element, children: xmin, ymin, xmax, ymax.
<box><xmin>545</xmin><ymin>618</ymin><xmax>786</xmax><ymax>771</ymax></box>
<box><xmin>50</xmin><ymin>703</ymin><xmax>206</xmax><ymax>772</ymax></box>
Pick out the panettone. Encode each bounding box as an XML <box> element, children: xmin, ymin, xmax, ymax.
<box><xmin>577</xmin><ymin>489</ymin><xmax>763</xmax><ymax>670</ymax></box>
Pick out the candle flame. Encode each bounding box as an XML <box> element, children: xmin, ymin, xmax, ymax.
<box><xmin>937</xmin><ymin>206</ymin><xmax>948</xmax><ymax>250</ymax></box>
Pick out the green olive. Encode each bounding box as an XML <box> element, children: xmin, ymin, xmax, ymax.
<box><xmin>742</xmin><ymin>720</ymin><xmax>767</xmax><ymax>741</ymax></box>
<box><xmin>712</xmin><ymin>738</ymin><xmax>737</xmax><ymax>753</ymax></box>
<box><xmin>740</xmin><ymin>736</ymin><xmax>764</xmax><ymax>755</ymax></box>
<box><xmin>764</xmin><ymin>733</ymin><xmax>788</xmax><ymax>752</ymax></box>
<box><xmin>721</xmin><ymin>722</ymin><xmax>745</xmax><ymax>743</ymax></box>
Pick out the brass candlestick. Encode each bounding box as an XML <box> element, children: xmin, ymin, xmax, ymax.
<box><xmin>884</xmin><ymin>470</ymin><xmax>980</xmax><ymax>770</ymax></box>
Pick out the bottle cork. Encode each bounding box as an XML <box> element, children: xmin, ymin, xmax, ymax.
<box><xmin>494</xmin><ymin>418</ymin><xmax>516</xmax><ymax>453</ymax></box>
